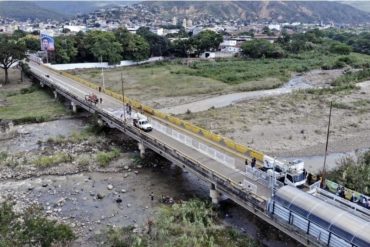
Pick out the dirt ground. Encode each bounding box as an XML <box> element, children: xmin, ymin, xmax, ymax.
<box><xmin>78</xmin><ymin>67</ymin><xmax>370</xmax><ymax>160</ymax></box>
<box><xmin>182</xmin><ymin>80</ymin><xmax>370</xmax><ymax>159</ymax></box>
<box><xmin>76</xmin><ymin>66</ymin><xmax>283</xmax><ymax>109</ymax></box>
<box><xmin>0</xmin><ymin>68</ymin><xmax>25</xmax><ymax>87</ymax></box>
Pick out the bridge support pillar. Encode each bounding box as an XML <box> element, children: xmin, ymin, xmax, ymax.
<box><xmin>210</xmin><ymin>183</ymin><xmax>220</xmax><ymax>204</ymax></box>
<box><xmin>53</xmin><ymin>90</ymin><xmax>58</xmax><ymax>99</ymax></box>
<box><xmin>97</xmin><ymin>119</ymin><xmax>104</xmax><ymax>127</ymax></box>
<box><xmin>138</xmin><ymin>142</ymin><xmax>145</xmax><ymax>158</ymax></box>
<box><xmin>71</xmin><ymin>101</ymin><xmax>77</xmax><ymax>113</ymax></box>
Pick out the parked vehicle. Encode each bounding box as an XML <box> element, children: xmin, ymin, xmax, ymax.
<box><xmin>132</xmin><ymin>113</ymin><xmax>152</xmax><ymax>132</ymax></box>
<box><xmin>85</xmin><ymin>93</ymin><xmax>98</xmax><ymax>105</ymax></box>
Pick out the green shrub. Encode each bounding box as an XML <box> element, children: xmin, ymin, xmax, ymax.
<box><xmin>96</xmin><ymin>148</ymin><xmax>120</xmax><ymax>167</ymax></box>
<box><xmin>20</xmin><ymin>85</ymin><xmax>38</xmax><ymax>94</ymax></box>
<box><xmin>13</xmin><ymin>115</ymin><xmax>49</xmax><ymax>125</ymax></box>
<box><xmin>103</xmin><ymin>199</ymin><xmax>260</xmax><ymax>247</ymax></box>
<box><xmin>0</xmin><ymin>201</ymin><xmax>75</xmax><ymax>247</ymax></box>
<box><xmin>332</xmin><ymin>68</ymin><xmax>370</xmax><ymax>87</ymax></box>
<box><xmin>33</xmin><ymin>152</ymin><xmax>72</xmax><ymax>168</ymax></box>
<box><xmin>77</xmin><ymin>155</ymin><xmax>90</xmax><ymax>168</ymax></box>
<box><xmin>0</xmin><ymin>151</ymin><xmax>8</xmax><ymax>161</ymax></box>
<box><xmin>327</xmin><ymin>151</ymin><xmax>370</xmax><ymax>195</ymax></box>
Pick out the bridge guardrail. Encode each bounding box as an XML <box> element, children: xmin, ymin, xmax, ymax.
<box><xmin>245</xmin><ymin>166</ymin><xmax>284</xmax><ymax>189</ymax></box>
<box><xmin>31</xmin><ymin>70</ymin><xmax>326</xmax><ymax>247</ymax></box>
<box><xmin>32</xmin><ymin>67</ymin><xmax>269</xmax><ymax>206</ymax></box>
<box><xmin>42</xmin><ymin>64</ymin><xmax>265</xmax><ymax>163</ymax></box>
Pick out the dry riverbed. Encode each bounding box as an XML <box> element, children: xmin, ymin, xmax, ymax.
<box><xmin>180</xmin><ymin>77</ymin><xmax>370</xmax><ymax>171</ymax></box>
<box><xmin>0</xmin><ymin>119</ymin><xmax>298</xmax><ymax>247</ymax></box>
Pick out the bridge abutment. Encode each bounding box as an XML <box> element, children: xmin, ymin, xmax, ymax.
<box><xmin>71</xmin><ymin>101</ymin><xmax>77</xmax><ymax>113</ymax></box>
<box><xmin>138</xmin><ymin>142</ymin><xmax>145</xmax><ymax>158</ymax></box>
<box><xmin>210</xmin><ymin>183</ymin><xmax>220</xmax><ymax>204</ymax></box>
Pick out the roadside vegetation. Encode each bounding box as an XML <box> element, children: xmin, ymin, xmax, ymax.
<box><xmin>0</xmin><ymin>71</ymin><xmax>67</xmax><ymax>124</ymax></box>
<box><xmin>327</xmin><ymin>151</ymin><xmax>370</xmax><ymax>195</ymax></box>
<box><xmin>102</xmin><ymin>199</ymin><xmax>260</xmax><ymax>247</ymax></box>
<box><xmin>76</xmin><ymin>28</ymin><xmax>370</xmax><ymax>101</ymax></box>
<box><xmin>0</xmin><ymin>200</ymin><xmax>75</xmax><ymax>247</ymax></box>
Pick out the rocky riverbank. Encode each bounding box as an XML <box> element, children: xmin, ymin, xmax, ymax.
<box><xmin>0</xmin><ymin>118</ymin><xmax>299</xmax><ymax>246</ymax></box>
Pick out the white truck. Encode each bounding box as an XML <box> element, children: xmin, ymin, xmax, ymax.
<box><xmin>132</xmin><ymin>113</ymin><xmax>153</xmax><ymax>132</ymax></box>
<box><xmin>261</xmin><ymin>156</ymin><xmax>307</xmax><ymax>187</ymax></box>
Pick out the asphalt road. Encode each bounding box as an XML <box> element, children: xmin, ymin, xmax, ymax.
<box><xmin>29</xmin><ymin>62</ymin><xmax>272</xmax><ymax>200</ymax></box>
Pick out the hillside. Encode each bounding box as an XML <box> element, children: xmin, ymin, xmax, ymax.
<box><xmin>33</xmin><ymin>1</ymin><xmax>135</xmax><ymax>17</ymax></box>
<box><xmin>0</xmin><ymin>1</ymin><xmax>66</xmax><ymax>21</ymax></box>
<box><xmin>343</xmin><ymin>1</ymin><xmax>370</xmax><ymax>13</ymax></box>
<box><xmin>142</xmin><ymin>1</ymin><xmax>370</xmax><ymax>24</ymax></box>
<box><xmin>0</xmin><ymin>1</ymin><xmax>134</xmax><ymax>20</ymax></box>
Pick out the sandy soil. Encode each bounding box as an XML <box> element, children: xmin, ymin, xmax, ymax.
<box><xmin>161</xmin><ymin>69</ymin><xmax>344</xmax><ymax>114</ymax></box>
<box><xmin>179</xmin><ymin>74</ymin><xmax>370</xmax><ymax>160</ymax></box>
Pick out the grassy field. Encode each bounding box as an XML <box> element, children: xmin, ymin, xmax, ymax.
<box><xmin>75</xmin><ymin>51</ymin><xmax>370</xmax><ymax>104</ymax></box>
<box><xmin>0</xmin><ymin>87</ymin><xmax>67</xmax><ymax>123</ymax></box>
<box><xmin>178</xmin><ymin>52</ymin><xmax>370</xmax><ymax>85</ymax></box>
<box><xmin>0</xmin><ymin>69</ymin><xmax>68</xmax><ymax>123</ymax></box>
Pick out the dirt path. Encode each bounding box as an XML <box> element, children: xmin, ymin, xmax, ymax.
<box><xmin>161</xmin><ymin>69</ymin><xmax>340</xmax><ymax>114</ymax></box>
<box><xmin>180</xmin><ymin>75</ymin><xmax>370</xmax><ymax>166</ymax></box>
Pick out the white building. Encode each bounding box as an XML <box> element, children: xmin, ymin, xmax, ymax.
<box><xmin>219</xmin><ymin>39</ymin><xmax>240</xmax><ymax>53</ymax></box>
<box><xmin>182</xmin><ymin>18</ymin><xmax>187</xmax><ymax>29</ymax></box>
<box><xmin>172</xmin><ymin>16</ymin><xmax>177</xmax><ymax>26</ymax></box>
<box><xmin>187</xmin><ymin>19</ymin><xmax>193</xmax><ymax>28</ymax></box>
<box><xmin>63</xmin><ymin>25</ymin><xmax>87</xmax><ymax>33</ymax></box>
<box><xmin>268</xmin><ymin>24</ymin><xmax>281</xmax><ymax>31</ymax></box>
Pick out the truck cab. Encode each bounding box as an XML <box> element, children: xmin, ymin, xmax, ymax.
<box><xmin>261</xmin><ymin>157</ymin><xmax>307</xmax><ymax>187</ymax></box>
<box><xmin>132</xmin><ymin>113</ymin><xmax>152</xmax><ymax>132</ymax></box>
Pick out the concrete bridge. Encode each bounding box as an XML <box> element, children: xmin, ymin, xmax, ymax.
<box><xmin>27</xmin><ymin>61</ymin><xmax>325</xmax><ymax>247</ymax></box>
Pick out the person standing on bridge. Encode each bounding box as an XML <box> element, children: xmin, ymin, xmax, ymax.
<box><xmin>245</xmin><ymin>159</ymin><xmax>249</xmax><ymax>173</ymax></box>
<box><xmin>251</xmin><ymin>157</ymin><xmax>256</xmax><ymax>169</ymax></box>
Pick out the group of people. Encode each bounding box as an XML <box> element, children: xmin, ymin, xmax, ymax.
<box><xmin>245</xmin><ymin>157</ymin><xmax>257</xmax><ymax>172</ymax></box>
<box><xmin>336</xmin><ymin>185</ymin><xmax>370</xmax><ymax>209</ymax></box>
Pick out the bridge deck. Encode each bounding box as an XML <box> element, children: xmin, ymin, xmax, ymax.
<box><xmin>29</xmin><ymin>62</ymin><xmax>272</xmax><ymax>201</ymax></box>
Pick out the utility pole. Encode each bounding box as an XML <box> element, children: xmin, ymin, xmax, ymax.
<box><xmin>321</xmin><ymin>101</ymin><xmax>333</xmax><ymax>188</ymax></box>
<box><xmin>121</xmin><ymin>72</ymin><xmax>126</xmax><ymax>122</ymax></box>
<box><xmin>100</xmin><ymin>56</ymin><xmax>105</xmax><ymax>89</ymax></box>
<box><xmin>272</xmin><ymin>157</ymin><xmax>276</xmax><ymax>197</ymax></box>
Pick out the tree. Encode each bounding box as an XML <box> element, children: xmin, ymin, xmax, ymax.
<box><xmin>114</xmin><ymin>28</ymin><xmax>150</xmax><ymax>61</ymax></box>
<box><xmin>170</xmin><ymin>39</ymin><xmax>197</xmax><ymax>57</ymax></box>
<box><xmin>192</xmin><ymin>30</ymin><xmax>223</xmax><ymax>54</ymax></box>
<box><xmin>330</xmin><ymin>42</ymin><xmax>352</xmax><ymax>55</ymax></box>
<box><xmin>137</xmin><ymin>27</ymin><xmax>170</xmax><ymax>56</ymax></box>
<box><xmin>0</xmin><ymin>35</ymin><xmax>26</xmax><ymax>84</ymax></box>
<box><xmin>85</xmin><ymin>31</ymin><xmax>122</xmax><ymax>64</ymax></box>
<box><xmin>262</xmin><ymin>26</ymin><xmax>273</xmax><ymax>36</ymax></box>
<box><xmin>54</xmin><ymin>36</ymin><xmax>78</xmax><ymax>64</ymax></box>
<box><xmin>12</xmin><ymin>30</ymin><xmax>27</xmax><ymax>40</ymax></box>
<box><xmin>74</xmin><ymin>31</ymin><xmax>94</xmax><ymax>63</ymax></box>
<box><xmin>21</xmin><ymin>35</ymin><xmax>40</xmax><ymax>52</ymax></box>
<box><xmin>241</xmin><ymin>39</ymin><xmax>285</xmax><ymax>59</ymax></box>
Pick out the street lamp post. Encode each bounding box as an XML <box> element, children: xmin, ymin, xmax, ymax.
<box><xmin>100</xmin><ymin>56</ymin><xmax>105</xmax><ymax>89</ymax></box>
<box><xmin>121</xmin><ymin>72</ymin><xmax>126</xmax><ymax>122</ymax></box>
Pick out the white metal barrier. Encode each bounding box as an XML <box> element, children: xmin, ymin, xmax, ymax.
<box><xmin>152</xmin><ymin>120</ymin><xmax>236</xmax><ymax>169</ymax></box>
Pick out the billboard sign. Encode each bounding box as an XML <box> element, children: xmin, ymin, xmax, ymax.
<box><xmin>40</xmin><ymin>33</ymin><xmax>55</xmax><ymax>51</ymax></box>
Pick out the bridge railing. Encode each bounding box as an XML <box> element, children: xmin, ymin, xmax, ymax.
<box><xmin>42</xmin><ymin>64</ymin><xmax>265</xmax><ymax>164</ymax></box>
<box><xmin>32</xmin><ymin>67</ymin><xmax>269</xmax><ymax>208</ymax></box>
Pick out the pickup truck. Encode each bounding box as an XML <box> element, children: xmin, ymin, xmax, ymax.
<box><xmin>132</xmin><ymin>113</ymin><xmax>152</xmax><ymax>132</ymax></box>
